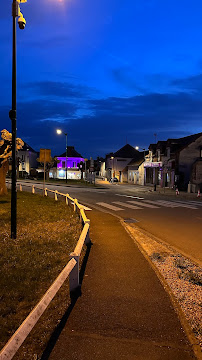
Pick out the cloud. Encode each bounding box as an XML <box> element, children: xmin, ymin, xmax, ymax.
<box><xmin>1</xmin><ymin>83</ymin><xmax>202</xmax><ymax>158</ymax></box>
<box><xmin>171</xmin><ymin>74</ymin><xmax>202</xmax><ymax>93</ymax></box>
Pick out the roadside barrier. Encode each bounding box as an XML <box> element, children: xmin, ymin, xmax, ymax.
<box><xmin>1</xmin><ymin>182</ymin><xmax>91</xmax><ymax>360</ymax></box>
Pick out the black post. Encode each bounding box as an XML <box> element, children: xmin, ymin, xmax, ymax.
<box><xmin>9</xmin><ymin>0</ymin><xmax>18</xmax><ymax>239</ymax></box>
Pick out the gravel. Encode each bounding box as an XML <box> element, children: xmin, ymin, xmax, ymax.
<box><xmin>124</xmin><ymin>223</ymin><xmax>202</xmax><ymax>351</ymax></box>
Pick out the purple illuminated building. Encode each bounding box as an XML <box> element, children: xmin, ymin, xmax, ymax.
<box><xmin>49</xmin><ymin>146</ymin><xmax>85</xmax><ymax>180</ymax></box>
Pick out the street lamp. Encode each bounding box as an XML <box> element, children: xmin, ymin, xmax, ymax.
<box><xmin>111</xmin><ymin>156</ymin><xmax>114</xmax><ymax>180</ymax></box>
<box><xmin>9</xmin><ymin>0</ymin><xmax>27</xmax><ymax>239</ymax></box>
<box><xmin>56</xmin><ymin>129</ymin><xmax>68</xmax><ymax>183</ymax></box>
<box><xmin>135</xmin><ymin>146</ymin><xmax>146</xmax><ymax>159</ymax></box>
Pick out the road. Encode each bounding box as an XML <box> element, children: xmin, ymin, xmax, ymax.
<box><xmin>16</xmin><ymin>180</ymin><xmax>202</xmax><ymax>265</ymax></box>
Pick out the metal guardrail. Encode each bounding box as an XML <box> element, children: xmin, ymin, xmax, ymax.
<box><xmin>1</xmin><ymin>182</ymin><xmax>91</xmax><ymax>360</ymax></box>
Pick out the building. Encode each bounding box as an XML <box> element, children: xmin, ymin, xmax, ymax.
<box><xmin>17</xmin><ymin>142</ymin><xmax>38</xmax><ymax>177</ymax></box>
<box><xmin>145</xmin><ymin>133</ymin><xmax>202</xmax><ymax>191</ymax></box>
<box><xmin>49</xmin><ymin>146</ymin><xmax>85</xmax><ymax>180</ymax></box>
<box><xmin>102</xmin><ymin>144</ymin><xmax>143</xmax><ymax>182</ymax></box>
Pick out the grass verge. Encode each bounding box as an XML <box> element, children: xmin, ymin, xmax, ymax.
<box><xmin>0</xmin><ymin>191</ymin><xmax>82</xmax><ymax>359</ymax></box>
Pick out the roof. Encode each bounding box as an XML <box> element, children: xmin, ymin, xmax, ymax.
<box><xmin>19</xmin><ymin>142</ymin><xmax>37</xmax><ymax>153</ymax></box>
<box><xmin>58</xmin><ymin>146</ymin><xmax>83</xmax><ymax>158</ymax></box>
<box><xmin>113</xmin><ymin>144</ymin><xmax>140</xmax><ymax>158</ymax></box>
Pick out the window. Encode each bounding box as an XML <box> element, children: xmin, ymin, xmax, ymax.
<box><xmin>157</xmin><ymin>150</ymin><xmax>160</xmax><ymax>161</ymax></box>
<box><xmin>200</xmin><ymin>147</ymin><xmax>202</xmax><ymax>158</ymax></box>
<box><xmin>62</xmin><ymin>161</ymin><xmax>65</xmax><ymax>168</ymax></box>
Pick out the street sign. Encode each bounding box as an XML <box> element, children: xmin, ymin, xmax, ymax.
<box><xmin>39</xmin><ymin>149</ymin><xmax>51</xmax><ymax>163</ymax></box>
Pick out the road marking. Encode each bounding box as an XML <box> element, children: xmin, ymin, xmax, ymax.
<box><xmin>80</xmin><ymin>205</ymin><xmax>92</xmax><ymax>211</ymax></box>
<box><xmin>71</xmin><ymin>202</ymin><xmax>92</xmax><ymax>210</ymax></box>
<box><xmin>96</xmin><ymin>202</ymin><xmax>124</xmax><ymax>211</ymax></box>
<box><xmin>113</xmin><ymin>201</ymin><xmax>143</xmax><ymax>209</ymax></box>
<box><xmin>155</xmin><ymin>200</ymin><xmax>179</xmax><ymax>208</ymax></box>
<box><xmin>116</xmin><ymin>194</ymin><xmax>144</xmax><ymax>200</ymax></box>
<box><xmin>174</xmin><ymin>200</ymin><xmax>202</xmax><ymax>207</ymax></box>
<box><xmin>128</xmin><ymin>200</ymin><xmax>159</xmax><ymax>208</ymax></box>
<box><xmin>156</xmin><ymin>200</ymin><xmax>197</xmax><ymax>209</ymax></box>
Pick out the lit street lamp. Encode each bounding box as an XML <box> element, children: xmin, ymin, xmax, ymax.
<box><xmin>135</xmin><ymin>146</ymin><xmax>146</xmax><ymax>159</ymax></box>
<box><xmin>56</xmin><ymin>129</ymin><xmax>68</xmax><ymax>183</ymax></box>
<box><xmin>9</xmin><ymin>0</ymin><xmax>27</xmax><ymax>239</ymax></box>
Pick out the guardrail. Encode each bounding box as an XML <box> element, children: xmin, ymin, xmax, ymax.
<box><xmin>1</xmin><ymin>182</ymin><xmax>91</xmax><ymax>360</ymax></box>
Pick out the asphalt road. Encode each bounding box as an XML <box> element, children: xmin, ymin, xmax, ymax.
<box><xmin>16</xmin><ymin>180</ymin><xmax>202</xmax><ymax>265</ymax></box>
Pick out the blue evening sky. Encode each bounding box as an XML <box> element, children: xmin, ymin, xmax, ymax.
<box><xmin>1</xmin><ymin>0</ymin><xmax>202</xmax><ymax>158</ymax></box>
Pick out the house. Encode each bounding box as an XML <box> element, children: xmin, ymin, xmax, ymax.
<box><xmin>103</xmin><ymin>144</ymin><xmax>143</xmax><ymax>182</ymax></box>
<box><xmin>49</xmin><ymin>146</ymin><xmax>85</xmax><ymax>180</ymax></box>
<box><xmin>145</xmin><ymin>133</ymin><xmax>202</xmax><ymax>191</ymax></box>
<box><xmin>17</xmin><ymin>142</ymin><xmax>38</xmax><ymax>177</ymax></box>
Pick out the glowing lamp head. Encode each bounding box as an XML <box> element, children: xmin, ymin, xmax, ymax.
<box><xmin>56</xmin><ymin>129</ymin><xmax>62</xmax><ymax>135</ymax></box>
<box><xmin>135</xmin><ymin>146</ymin><xmax>139</xmax><ymax>150</ymax></box>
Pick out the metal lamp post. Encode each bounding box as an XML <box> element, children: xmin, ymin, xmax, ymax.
<box><xmin>9</xmin><ymin>0</ymin><xmax>26</xmax><ymax>239</ymax></box>
<box><xmin>56</xmin><ymin>129</ymin><xmax>68</xmax><ymax>183</ymax></box>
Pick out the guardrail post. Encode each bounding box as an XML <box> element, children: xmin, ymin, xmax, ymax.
<box><xmin>55</xmin><ymin>190</ymin><xmax>58</xmax><ymax>201</ymax></box>
<box><xmin>32</xmin><ymin>185</ymin><xmax>35</xmax><ymax>194</ymax></box>
<box><xmin>84</xmin><ymin>223</ymin><xmax>91</xmax><ymax>245</ymax></box>
<box><xmin>19</xmin><ymin>184</ymin><xmax>22</xmax><ymax>191</ymax></box>
<box><xmin>66</xmin><ymin>194</ymin><xmax>69</xmax><ymax>206</ymax></box>
<box><xmin>69</xmin><ymin>253</ymin><xmax>80</xmax><ymax>293</ymax></box>
<box><xmin>44</xmin><ymin>188</ymin><xmax>48</xmax><ymax>196</ymax></box>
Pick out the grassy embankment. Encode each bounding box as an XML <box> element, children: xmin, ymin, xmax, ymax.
<box><xmin>0</xmin><ymin>191</ymin><xmax>82</xmax><ymax>359</ymax></box>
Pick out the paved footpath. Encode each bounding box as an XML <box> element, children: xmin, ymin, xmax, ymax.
<box><xmin>44</xmin><ymin>210</ymin><xmax>198</xmax><ymax>360</ymax></box>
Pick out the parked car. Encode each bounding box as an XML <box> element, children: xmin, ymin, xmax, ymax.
<box><xmin>110</xmin><ymin>177</ymin><xmax>119</xmax><ymax>183</ymax></box>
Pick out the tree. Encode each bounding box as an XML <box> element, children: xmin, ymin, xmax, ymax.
<box><xmin>0</xmin><ymin>129</ymin><xmax>24</xmax><ymax>195</ymax></box>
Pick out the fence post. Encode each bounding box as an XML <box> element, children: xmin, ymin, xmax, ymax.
<box><xmin>32</xmin><ymin>185</ymin><xmax>35</xmax><ymax>194</ymax></box>
<box><xmin>55</xmin><ymin>190</ymin><xmax>58</xmax><ymax>201</ymax></box>
<box><xmin>84</xmin><ymin>223</ymin><xmax>91</xmax><ymax>245</ymax></box>
<box><xmin>19</xmin><ymin>184</ymin><xmax>22</xmax><ymax>191</ymax></box>
<box><xmin>66</xmin><ymin>194</ymin><xmax>69</xmax><ymax>206</ymax></box>
<box><xmin>69</xmin><ymin>253</ymin><xmax>80</xmax><ymax>293</ymax></box>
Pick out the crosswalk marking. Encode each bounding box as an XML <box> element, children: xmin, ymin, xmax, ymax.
<box><xmin>116</xmin><ymin>194</ymin><xmax>144</xmax><ymax>200</ymax></box>
<box><xmin>156</xmin><ymin>200</ymin><xmax>197</xmax><ymax>209</ymax></box>
<box><xmin>143</xmin><ymin>200</ymin><xmax>177</xmax><ymax>208</ymax></box>
<box><xmin>96</xmin><ymin>202</ymin><xmax>124</xmax><ymax>211</ymax></box>
<box><xmin>174</xmin><ymin>200</ymin><xmax>202</xmax><ymax>207</ymax></box>
<box><xmin>128</xmin><ymin>200</ymin><xmax>160</xmax><ymax>208</ymax></box>
<box><xmin>112</xmin><ymin>201</ymin><xmax>143</xmax><ymax>209</ymax></box>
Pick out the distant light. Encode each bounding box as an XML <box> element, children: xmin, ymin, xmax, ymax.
<box><xmin>135</xmin><ymin>146</ymin><xmax>139</xmax><ymax>150</ymax></box>
<box><xmin>111</xmin><ymin>156</ymin><xmax>114</xmax><ymax>159</ymax></box>
<box><xmin>56</xmin><ymin>129</ymin><xmax>62</xmax><ymax>135</ymax></box>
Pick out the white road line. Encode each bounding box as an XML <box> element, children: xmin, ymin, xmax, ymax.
<box><xmin>96</xmin><ymin>202</ymin><xmax>124</xmax><ymax>211</ymax></box>
<box><xmin>71</xmin><ymin>202</ymin><xmax>92</xmax><ymax>210</ymax></box>
<box><xmin>128</xmin><ymin>200</ymin><xmax>160</xmax><ymax>208</ymax></box>
<box><xmin>112</xmin><ymin>201</ymin><xmax>143</xmax><ymax>209</ymax></box>
<box><xmin>156</xmin><ymin>200</ymin><xmax>197</xmax><ymax>209</ymax></box>
<box><xmin>174</xmin><ymin>200</ymin><xmax>202</xmax><ymax>206</ymax></box>
<box><xmin>155</xmin><ymin>200</ymin><xmax>179</xmax><ymax>208</ymax></box>
<box><xmin>116</xmin><ymin>194</ymin><xmax>144</xmax><ymax>200</ymax></box>
<box><xmin>143</xmin><ymin>200</ymin><xmax>178</xmax><ymax>208</ymax></box>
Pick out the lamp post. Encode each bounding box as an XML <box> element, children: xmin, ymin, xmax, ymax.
<box><xmin>9</xmin><ymin>0</ymin><xmax>26</xmax><ymax>239</ymax></box>
<box><xmin>111</xmin><ymin>156</ymin><xmax>114</xmax><ymax>180</ymax></box>
<box><xmin>56</xmin><ymin>129</ymin><xmax>68</xmax><ymax>183</ymax></box>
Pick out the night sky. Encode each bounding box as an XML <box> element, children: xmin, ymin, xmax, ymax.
<box><xmin>1</xmin><ymin>0</ymin><xmax>202</xmax><ymax>158</ymax></box>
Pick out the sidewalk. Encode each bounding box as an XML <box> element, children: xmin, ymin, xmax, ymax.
<box><xmin>43</xmin><ymin>210</ymin><xmax>198</xmax><ymax>360</ymax></box>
